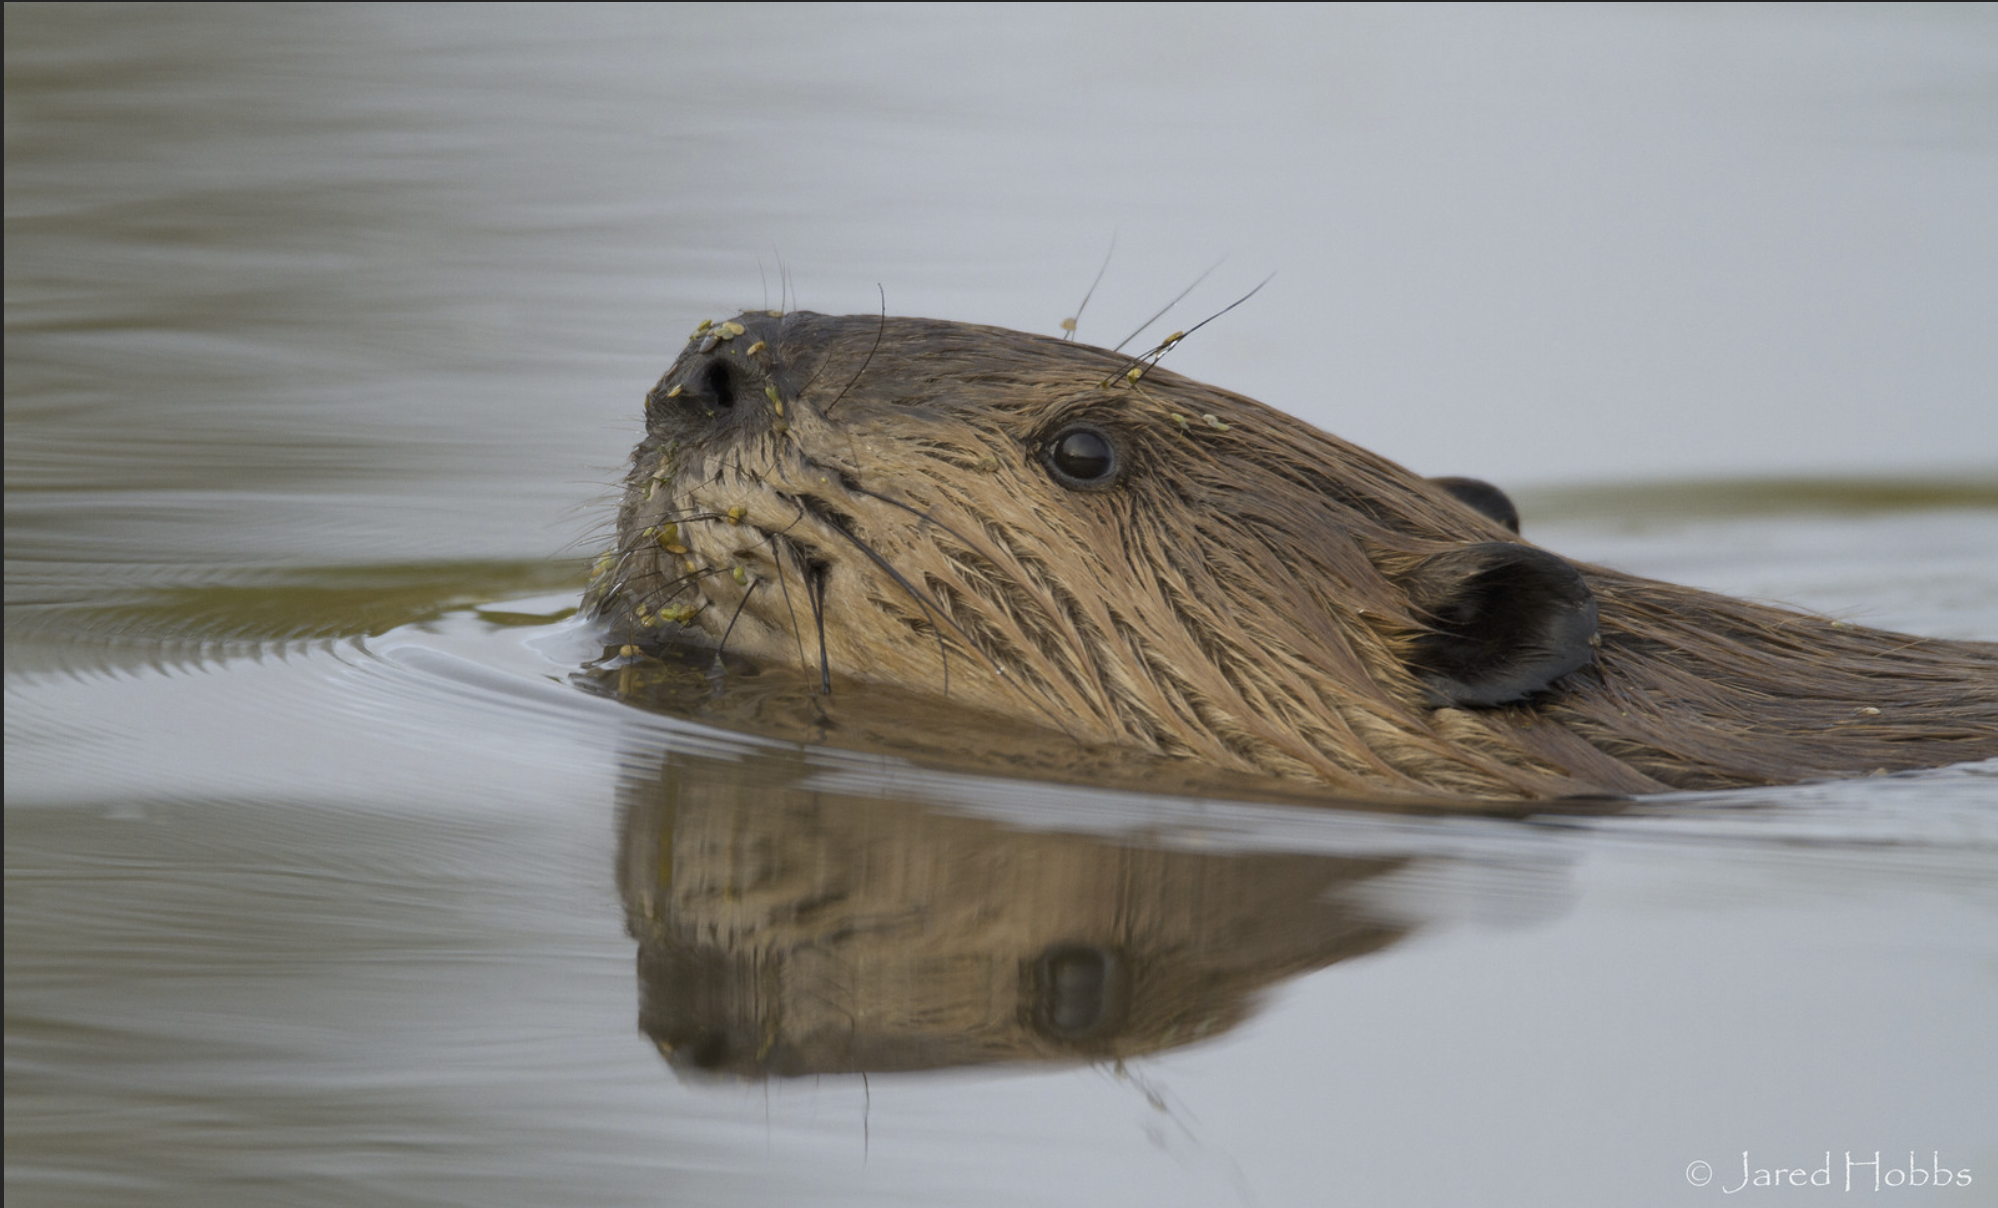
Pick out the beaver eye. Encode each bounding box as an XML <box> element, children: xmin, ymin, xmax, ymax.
<box><xmin>1043</xmin><ymin>427</ymin><xmax>1119</xmax><ymax>489</ymax></box>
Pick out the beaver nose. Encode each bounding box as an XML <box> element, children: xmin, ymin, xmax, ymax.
<box><xmin>695</xmin><ymin>359</ymin><xmax>739</xmax><ymax>410</ymax></box>
<box><xmin>647</xmin><ymin>354</ymin><xmax>761</xmax><ymax>438</ymax></box>
<box><xmin>664</xmin><ymin>357</ymin><xmax>741</xmax><ymax>415</ymax></box>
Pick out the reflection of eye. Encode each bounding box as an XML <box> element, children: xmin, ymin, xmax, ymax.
<box><xmin>1031</xmin><ymin>944</ymin><xmax>1124</xmax><ymax>1042</ymax></box>
<box><xmin>1043</xmin><ymin>426</ymin><xmax>1119</xmax><ymax>489</ymax></box>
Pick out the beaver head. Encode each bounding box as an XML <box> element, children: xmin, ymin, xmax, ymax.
<box><xmin>592</xmin><ymin>311</ymin><xmax>1997</xmax><ymax>799</ymax></box>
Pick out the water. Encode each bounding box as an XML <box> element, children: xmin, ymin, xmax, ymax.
<box><xmin>6</xmin><ymin>7</ymin><xmax>1996</xmax><ymax>1206</ymax></box>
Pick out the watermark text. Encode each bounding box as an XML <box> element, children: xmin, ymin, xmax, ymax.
<box><xmin>1685</xmin><ymin>1153</ymin><xmax>1972</xmax><ymax>1192</ymax></box>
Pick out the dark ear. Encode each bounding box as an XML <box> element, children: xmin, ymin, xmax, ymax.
<box><xmin>1429</xmin><ymin>476</ymin><xmax>1520</xmax><ymax>533</ymax></box>
<box><xmin>1397</xmin><ymin>542</ymin><xmax>1597</xmax><ymax>707</ymax></box>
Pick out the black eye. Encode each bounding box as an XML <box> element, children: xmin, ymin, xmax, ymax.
<box><xmin>1044</xmin><ymin>426</ymin><xmax>1119</xmax><ymax>489</ymax></box>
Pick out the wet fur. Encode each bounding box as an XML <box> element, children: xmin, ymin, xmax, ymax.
<box><xmin>593</xmin><ymin>312</ymin><xmax>1998</xmax><ymax>799</ymax></box>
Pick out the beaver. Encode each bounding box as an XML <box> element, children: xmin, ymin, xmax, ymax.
<box><xmin>588</xmin><ymin>311</ymin><xmax>1998</xmax><ymax>799</ymax></box>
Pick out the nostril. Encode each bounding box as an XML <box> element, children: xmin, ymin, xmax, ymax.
<box><xmin>703</xmin><ymin>361</ymin><xmax>736</xmax><ymax>409</ymax></box>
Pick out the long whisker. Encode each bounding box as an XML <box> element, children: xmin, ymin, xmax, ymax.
<box><xmin>844</xmin><ymin>486</ymin><xmax>1084</xmax><ymax>737</ymax></box>
<box><xmin>714</xmin><ymin>577</ymin><xmax>759</xmax><ymax>664</ymax></box>
<box><xmin>648</xmin><ymin>509</ymin><xmax>731</xmax><ymax>526</ymax></box>
<box><xmin>623</xmin><ymin>564</ymin><xmax>730</xmax><ymax>621</ymax></box>
<box><xmin>808</xmin><ymin>565</ymin><xmax>832</xmax><ymax>696</ymax></box>
<box><xmin>1161</xmin><ymin>271</ymin><xmax>1273</xmax><ymax>350</ymax></box>
<box><xmin>766</xmin><ymin>528</ymin><xmax>819</xmax><ymax>687</ymax></box>
<box><xmin>1109</xmin><ymin>271</ymin><xmax>1277</xmax><ymax>387</ymax></box>
<box><xmin>822</xmin><ymin>285</ymin><xmax>887</xmax><ymax>417</ymax></box>
<box><xmin>1113</xmin><ymin>257</ymin><xmax>1223</xmax><ymax>353</ymax></box>
<box><xmin>815</xmin><ymin>522</ymin><xmax>952</xmax><ymax>697</ymax></box>
<box><xmin>1062</xmin><ymin>234</ymin><xmax>1116</xmax><ymax>342</ymax></box>
<box><xmin>846</xmin><ymin>486</ymin><xmax>1000</xmax><ymax>573</ymax></box>
<box><xmin>812</xmin><ymin>502</ymin><xmax>1085</xmax><ymax>740</ymax></box>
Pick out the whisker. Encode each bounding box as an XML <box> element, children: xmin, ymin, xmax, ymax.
<box><xmin>1062</xmin><ymin>234</ymin><xmax>1116</xmax><ymax>342</ymax></box>
<box><xmin>715</xmin><ymin>577</ymin><xmax>760</xmax><ymax>664</ymax></box>
<box><xmin>816</xmin><ymin>522</ymin><xmax>953</xmax><ymax>696</ymax></box>
<box><xmin>649</xmin><ymin>509</ymin><xmax>731</xmax><ymax>526</ymax></box>
<box><xmin>624</xmin><ymin>564</ymin><xmax>731</xmax><ymax>620</ymax></box>
<box><xmin>843</xmin><ymin>487</ymin><xmax>1085</xmax><ymax>739</ymax></box>
<box><xmin>810</xmin><ymin>507</ymin><xmax>1083</xmax><ymax>741</ymax></box>
<box><xmin>808</xmin><ymin>564</ymin><xmax>832</xmax><ymax>696</ymax></box>
<box><xmin>822</xmin><ymin>285</ymin><xmax>887</xmax><ymax>417</ymax></box>
<box><xmin>1110</xmin><ymin>271</ymin><xmax>1276</xmax><ymax>387</ymax></box>
<box><xmin>1113</xmin><ymin>257</ymin><xmax>1223</xmax><ymax>353</ymax></box>
<box><xmin>766</xmin><ymin>525</ymin><xmax>819</xmax><ymax>688</ymax></box>
<box><xmin>847</xmin><ymin>486</ymin><xmax>996</xmax><ymax>570</ymax></box>
<box><xmin>1162</xmin><ymin>271</ymin><xmax>1273</xmax><ymax>350</ymax></box>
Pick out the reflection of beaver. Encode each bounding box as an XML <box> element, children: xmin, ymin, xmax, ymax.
<box><xmin>590</xmin><ymin>312</ymin><xmax>1998</xmax><ymax>799</ymax></box>
<box><xmin>618</xmin><ymin>750</ymin><xmax>1410</xmax><ymax>1077</ymax></box>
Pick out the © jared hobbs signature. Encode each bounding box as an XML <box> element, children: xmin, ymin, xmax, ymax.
<box><xmin>1685</xmin><ymin>1153</ymin><xmax>1973</xmax><ymax>1192</ymax></box>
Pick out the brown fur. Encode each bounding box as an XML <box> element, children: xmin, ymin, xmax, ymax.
<box><xmin>591</xmin><ymin>311</ymin><xmax>1998</xmax><ymax>799</ymax></box>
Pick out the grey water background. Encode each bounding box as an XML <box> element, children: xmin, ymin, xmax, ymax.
<box><xmin>5</xmin><ymin>5</ymin><xmax>1996</xmax><ymax>1207</ymax></box>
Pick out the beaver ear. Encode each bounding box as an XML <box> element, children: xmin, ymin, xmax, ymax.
<box><xmin>1396</xmin><ymin>542</ymin><xmax>1598</xmax><ymax>707</ymax></box>
<box><xmin>1429</xmin><ymin>476</ymin><xmax>1520</xmax><ymax>533</ymax></box>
